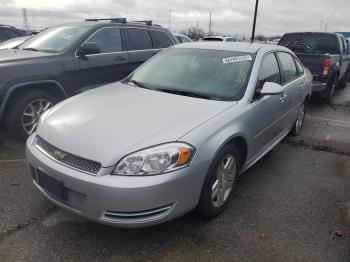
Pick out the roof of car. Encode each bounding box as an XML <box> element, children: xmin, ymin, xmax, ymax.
<box><xmin>174</xmin><ymin>42</ymin><xmax>272</xmax><ymax>53</ymax></box>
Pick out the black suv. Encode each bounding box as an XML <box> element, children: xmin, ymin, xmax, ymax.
<box><xmin>0</xmin><ymin>18</ymin><xmax>178</xmax><ymax>139</ymax></box>
<box><xmin>0</xmin><ymin>25</ymin><xmax>27</xmax><ymax>43</ymax></box>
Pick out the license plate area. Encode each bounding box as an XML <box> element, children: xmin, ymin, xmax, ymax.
<box><xmin>37</xmin><ymin>170</ymin><xmax>65</xmax><ymax>200</ymax></box>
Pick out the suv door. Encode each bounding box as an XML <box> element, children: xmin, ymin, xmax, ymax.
<box><xmin>276</xmin><ymin>52</ymin><xmax>303</xmax><ymax>127</ymax></box>
<box><xmin>74</xmin><ymin>27</ymin><xmax>129</xmax><ymax>92</ymax></box>
<box><xmin>247</xmin><ymin>52</ymin><xmax>287</xmax><ymax>156</ymax></box>
<box><xmin>125</xmin><ymin>28</ymin><xmax>156</xmax><ymax>73</ymax></box>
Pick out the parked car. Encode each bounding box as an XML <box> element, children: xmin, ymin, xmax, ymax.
<box><xmin>0</xmin><ymin>36</ymin><xmax>30</xmax><ymax>49</ymax></box>
<box><xmin>279</xmin><ymin>32</ymin><xmax>350</xmax><ymax>103</ymax></box>
<box><xmin>173</xmin><ymin>32</ymin><xmax>192</xmax><ymax>43</ymax></box>
<box><xmin>201</xmin><ymin>36</ymin><xmax>237</xmax><ymax>42</ymax></box>
<box><xmin>26</xmin><ymin>42</ymin><xmax>312</xmax><ymax>228</ymax></box>
<box><xmin>0</xmin><ymin>18</ymin><xmax>178</xmax><ymax>140</ymax></box>
<box><xmin>0</xmin><ymin>25</ymin><xmax>27</xmax><ymax>43</ymax></box>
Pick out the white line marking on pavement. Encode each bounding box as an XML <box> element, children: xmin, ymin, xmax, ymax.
<box><xmin>306</xmin><ymin>115</ymin><xmax>350</xmax><ymax>127</ymax></box>
<box><xmin>0</xmin><ymin>159</ymin><xmax>26</xmax><ymax>163</ymax></box>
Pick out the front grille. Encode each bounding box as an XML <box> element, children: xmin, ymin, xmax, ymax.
<box><xmin>35</xmin><ymin>136</ymin><xmax>101</xmax><ymax>175</ymax></box>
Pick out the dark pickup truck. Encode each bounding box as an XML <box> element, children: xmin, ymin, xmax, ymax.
<box><xmin>279</xmin><ymin>32</ymin><xmax>350</xmax><ymax>103</ymax></box>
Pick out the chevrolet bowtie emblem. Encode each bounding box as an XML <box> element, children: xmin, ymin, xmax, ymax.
<box><xmin>53</xmin><ymin>150</ymin><xmax>66</xmax><ymax>161</ymax></box>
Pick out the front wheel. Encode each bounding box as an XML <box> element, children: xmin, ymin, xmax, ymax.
<box><xmin>197</xmin><ymin>144</ymin><xmax>240</xmax><ymax>218</ymax></box>
<box><xmin>5</xmin><ymin>90</ymin><xmax>57</xmax><ymax>140</ymax></box>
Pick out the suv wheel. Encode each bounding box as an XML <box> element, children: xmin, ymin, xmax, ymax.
<box><xmin>5</xmin><ymin>90</ymin><xmax>57</xmax><ymax>140</ymax></box>
<box><xmin>197</xmin><ymin>144</ymin><xmax>240</xmax><ymax>218</ymax></box>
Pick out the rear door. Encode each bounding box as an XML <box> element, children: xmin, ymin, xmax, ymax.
<box><xmin>74</xmin><ymin>27</ymin><xmax>129</xmax><ymax>92</ymax></box>
<box><xmin>124</xmin><ymin>28</ymin><xmax>156</xmax><ymax>73</ymax></box>
<box><xmin>276</xmin><ymin>52</ymin><xmax>303</xmax><ymax>126</ymax></box>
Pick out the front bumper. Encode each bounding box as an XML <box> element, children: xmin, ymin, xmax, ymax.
<box><xmin>26</xmin><ymin>135</ymin><xmax>208</xmax><ymax>228</ymax></box>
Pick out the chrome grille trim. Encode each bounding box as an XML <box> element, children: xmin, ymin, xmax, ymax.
<box><xmin>101</xmin><ymin>204</ymin><xmax>175</xmax><ymax>224</ymax></box>
<box><xmin>35</xmin><ymin>136</ymin><xmax>101</xmax><ymax>175</ymax></box>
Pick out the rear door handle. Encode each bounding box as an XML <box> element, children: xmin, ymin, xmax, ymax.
<box><xmin>114</xmin><ymin>56</ymin><xmax>126</xmax><ymax>61</ymax></box>
<box><xmin>299</xmin><ymin>82</ymin><xmax>305</xmax><ymax>91</ymax></box>
<box><xmin>280</xmin><ymin>94</ymin><xmax>287</xmax><ymax>102</ymax></box>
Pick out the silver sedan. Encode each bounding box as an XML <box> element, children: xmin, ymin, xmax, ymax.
<box><xmin>26</xmin><ymin>42</ymin><xmax>312</xmax><ymax>227</ymax></box>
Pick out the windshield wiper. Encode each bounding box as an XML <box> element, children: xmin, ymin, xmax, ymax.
<box><xmin>156</xmin><ymin>88</ymin><xmax>214</xmax><ymax>100</ymax></box>
<box><xmin>127</xmin><ymin>79</ymin><xmax>152</xmax><ymax>90</ymax></box>
<box><xmin>22</xmin><ymin>47</ymin><xmax>39</xmax><ymax>52</ymax></box>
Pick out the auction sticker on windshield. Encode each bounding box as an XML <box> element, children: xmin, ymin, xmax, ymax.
<box><xmin>222</xmin><ymin>55</ymin><xmax>252</xmax><ymax>64</ymax></box>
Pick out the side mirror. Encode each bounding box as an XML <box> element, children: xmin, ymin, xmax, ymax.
<box><xmin>77</xmin><ymin>42</ymin><xmax>100</xmax><ymax>57</ymax></box>
<box><xmin>260</xmin><ymin>82</ymin><xmax>284</xmax><ymax>96</ymax></box>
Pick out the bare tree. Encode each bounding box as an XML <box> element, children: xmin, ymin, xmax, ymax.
<box><xmin>180</xmin><ymin>26</ymin><xmax>206</xmax><ymax>41</ymax></box>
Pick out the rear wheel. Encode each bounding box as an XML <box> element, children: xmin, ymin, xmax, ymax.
<box><xmin>197</xmin><ymin>144</ymin><xmax>240</xmax><ymax>218</ymax></box>
<box><xmin>338</xmin><ymin>68</ymin><xmax>350</xmax><ymax>89</ymax></box>
<box><xmin>289</xmin><ymin>102</ymin><xmax>306</xmax><ymax>137</ymax></box>
<box><xmin>5</xmin><ymin>90</ymin><xmax>57</xmax><ymax>140</ymax></box>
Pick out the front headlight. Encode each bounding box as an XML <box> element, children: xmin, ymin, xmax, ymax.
<box><xmin>112</xmin><ymin>142</ymin><xmax>195</xmax><ymax>176</ymax></box>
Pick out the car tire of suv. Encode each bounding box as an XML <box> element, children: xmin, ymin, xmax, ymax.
<box><xmin>5</xmin><ymin>89</ymin><xmax>57</xmax><ymax>141</ymax></box>
<box><xmin>197</xmin><ymin>144</ymin><xmax>240</xmax><ymax>218</ymax></box>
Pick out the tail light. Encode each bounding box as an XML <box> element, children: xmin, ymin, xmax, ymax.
<box><xmin>323</xmin><ymin>57</ymin><xmax>332</xmax><ymax>77</ymax></box>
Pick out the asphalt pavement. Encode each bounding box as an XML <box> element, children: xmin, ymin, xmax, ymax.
<box><xmin>0</xmin><ymin>85</ymin><xmax>349</xmax><ymax>262</ymax></box>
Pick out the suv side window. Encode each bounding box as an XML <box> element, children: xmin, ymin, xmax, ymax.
<box><xmin>294</xmin><ymin>58</ymin><xmax>304</xmax><ymax>76</ymax></box>
<box><xmin>150</xmin><ymin>30</ymin><xmax>173</xmax><ymax>48</ymax></box>
<box><xmin>256</xmin><ymin>53</ymin><xmax>281</xmax><ymax>91</ymax></box>
<box><xmin>126</xmin><ymin>28</ymin><xmax>153</xmax><ymax>51</ymax></box>
<box><xmin>341</xmin><ymin>37</ymin><xmax>347</xmax><ymax>55</ymax></box>
<box><xmin>87</xmin><ymin>28</ymin><xmax>122</xmax><ymax>53</ymax></box>
<box><xmin>277</xmin><ymin>52</ymin><xmax>298</xmax><ymax>84</ymax></box>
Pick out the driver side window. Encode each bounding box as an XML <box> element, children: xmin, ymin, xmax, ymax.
<box><xmin>256</xmin><ymin>53</ymin><xmax>281</xmax><ymax>92</ymax></box>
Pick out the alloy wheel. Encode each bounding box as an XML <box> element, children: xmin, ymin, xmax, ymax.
<box><xmin>211</xmin><ymin>154</ymin><xmax>237</xmax><ymax>208</ymax></box>
<box><xmin>22</xmin><ymin>99</ymin><xmax>52</xmax><ymax>135</ymax></box>
<box><xmin>295</xmin><ymin>104</ymin><xmax>305</xmax><ymax>133</ymax></box>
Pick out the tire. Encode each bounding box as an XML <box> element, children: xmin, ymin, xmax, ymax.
<box><xmin>289</xmin><ymin>102</ymin><xmax>306</xmax><ymax>137</ymax></box>
<box><xmin>338</xmin><ymin>68</ymin><xmax>350</xmax><ymax>89</ymax></box>
<box><xmin>4</xmin><ymin>89</ymin><xmax>57</xmax><ymax>141</ymax></box>
<box><xmin>197</xmin><ymin>144</ymin><xmax>240</xmax><ymax>218</ymax></box>
<box><xmin>324</xmin><ymin>76</ymin><xmax>337</xmax><ymax>105</ymax></box>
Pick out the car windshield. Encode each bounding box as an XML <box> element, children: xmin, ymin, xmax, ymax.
<box><xmin>127</xmin><ymin>48</ymin><xmax>255</xmax><ymax>101</ymax></box>
<box><xmin>18</xmin><ymin>26</ymin><xmax>89</xmax><ymax>53</ymax></box>
<box><xmin>279</xmin><ymin>33</ymin><xmax>339</xmax><ymax>54</ymax></box>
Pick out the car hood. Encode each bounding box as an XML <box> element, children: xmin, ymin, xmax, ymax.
<box><xmin>0</xmin><ymin>48</ymin><xmax>51</xmax><ymax>62</ymax></box>
<box><xmin>37</xmin><ymin>82</ymin><xmax>235</xmax><ymax>167</ymax></box>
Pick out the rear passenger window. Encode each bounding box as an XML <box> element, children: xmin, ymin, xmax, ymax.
<box><xmin>126</xmin><ymin>28</ymin><xmax>153</xmax><ymax>51</ymax></box>
<box><xmin>150</xmin><ymin>30</ymin><xmax>173</xmax><ymax>48</ymax></box>
<box><xmin>277</xmin><ymin>52</ymin><xmax>298</xmax><ymax>83</ymax></box>
<box><xmin>295</xmin><ymin>58</ymin><xmax>304</xmax><ymax>76</ymax></box>
<box><xmin>257</xmin><ymin>53</ymin><xmax>280</xmax><ymax>90</ymax></box>
<box><xmin>87</xmin><ymin>28</ymin><xmax>122</xmax><ymax>53</ymax></box>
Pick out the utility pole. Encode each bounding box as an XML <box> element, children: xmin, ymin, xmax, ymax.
<box><xmin>168</xmin><ymin>9</ymin><xmax>172</xmax><ymax>30</ymax></box>
<box><xmin>22</xmin><ymin>8</ymin><xmax>30</xmax><ymax>31</ymax></box>
<box><xmin>251</xmin><ymin>0</ymin><xmax>259</xmax><ymax>42</ymax></box>
<box><xmin>325</xmin><ymin>22</ymin><xmax>328</xmax><ymax>32</ymax></box>
<box><xmin>196</xmin><ymin>21</ymin><xmax>199</xmax><ymax>40</ymax></box>
<box><xmin>208</xmin><ymin>12</ymin><xmax>212</xmax><ymax>36</ymax></box>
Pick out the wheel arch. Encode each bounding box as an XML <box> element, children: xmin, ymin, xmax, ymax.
<box><xmin>0</xmin><ymin>80</ymin><xmax>68</xmax><ymax>120</ymax></box>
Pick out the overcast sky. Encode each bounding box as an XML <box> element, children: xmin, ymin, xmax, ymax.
<box><xmin>1</xmin><ymin>0</ymin><xmax>349</xmax><ymax>37</ymax></box>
